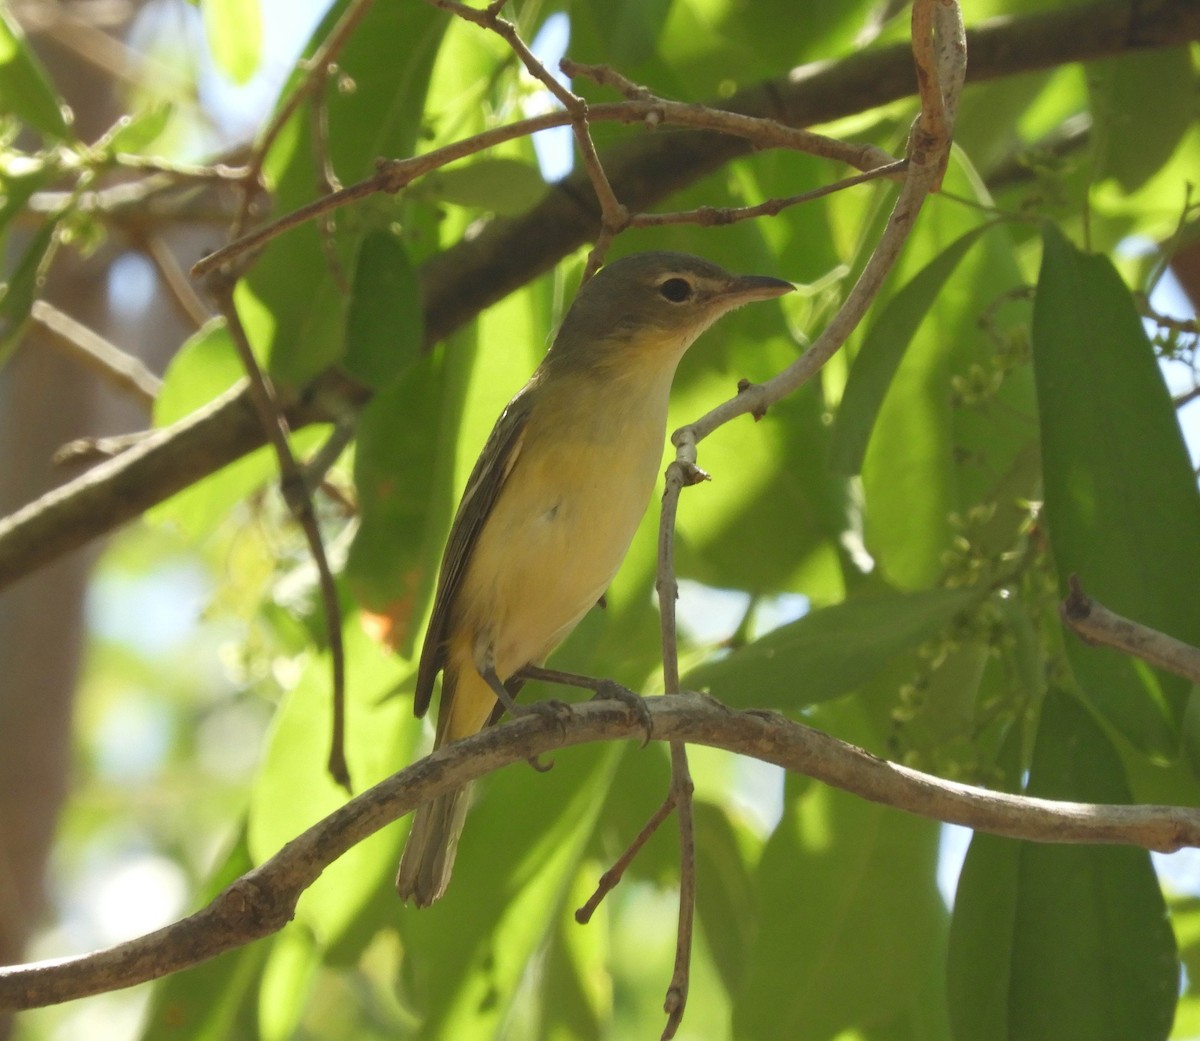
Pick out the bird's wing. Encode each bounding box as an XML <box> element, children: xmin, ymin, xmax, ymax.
<box><xmin>412</xmin><ymin>386</ymin><xmax>536</xmax><ymax>718</ymax></box>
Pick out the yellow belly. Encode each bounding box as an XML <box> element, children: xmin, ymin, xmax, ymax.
<box><xmin>457</xmin><ymin>416</ymin><xmax>663</xmax><ymax>677</ymax></box>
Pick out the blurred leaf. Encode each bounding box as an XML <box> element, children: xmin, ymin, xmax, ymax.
<box><xmin>829</xmin><ymin>222</ymin><xmax>992</xmax><ymax>475</ymax></box>
<box><xmin>0</xmin><ymin>9</ymin><xmax>70</xmax><ymax>139</ymax></box>
<box><xmin>0</xmin><ymin>157</ymin><xmax>54</xmax><ymax>233</ymax></box>
<box><xmin>1032</xmin><ymin>225</ymin><xmax>1200</xmax><ymax>758</ymax></box>
<box><xmin>1088</xmin><ymin>48</ymin><xmax>1196</xmax><ymax>192</ymax></box>
<box><xmin>575</xmin><ymin>0</ymin><xmax>672</xmax><ymax>69</ymax></box>
<box><xmin>694</xmin><ymin>800</ymin><xmax>756</xmax><ymax>996</ymax></box>
<box><xmin>149</xmin><ymin>322</ymin><xmax>315</xmax><ymax>541</ymax></box>
<box><xmin>344</xmin><ymin>230</ymin><xmax>423</xmax><ymax>389</ymax></box>
<box><xmin>0</xmin><ymin>215</ymin><xmax>55</xmax><ymax>357</ymax></box>
<box><xmin>105</xmin><ymin>102</ymin><xmax>174</xmax><ymax>155</ymax></box>
<box><xmin>202</xmin><ymin>0</ymin><xmax>262</xmax><ymax>84</ymax></box>
<box><xmin>947</xmin><ymin>689</ymin><xmax>1178</xmax><ymax>1041</ymax></box>
<box><xmin>397</xmin><ymin>743</ymin><xmax>623</xmax><ymax>1039</ymax></box>
<box><xmin>258</xmin><ymin>924</ymin><xmax>318</xmax><ymax>1041</ymax></box>
<box><xmin>139</xmin><ymin>827</ymin><xmax>269</xmax><ymax>1041</ymax></box>
<box><xmin>736</xmin><ymin>699</ymin><xmax>948</xmax><ymax>1041</ymax></box>
<box><xmin>685</xmin><ymin>585</ymin><xmax>985</xmax><ymax>710</ymax></box>
<box><xmin>248</xmin><ymin>621</ymin><xmax>418</xmax><ymax>949</ymax></box>
<box><xmin>423</xmin><ymin>157</ymin><xmax>547</xmax><ymax>216</ymax></box>
<box><xmin>540</xmin><ymin>870</ymin><xmax>613</xmax><ymax>1041</ymax></box>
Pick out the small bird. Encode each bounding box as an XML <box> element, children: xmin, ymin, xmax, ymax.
<box><xmin>396</xmin><ymin>251</ymin><xmax>793</xmax><ymax>906</ymax></box>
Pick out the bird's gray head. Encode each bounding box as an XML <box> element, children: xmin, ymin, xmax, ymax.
<box><xmin>548</xmin><ymin>251</ymin><xmax>793</xmax><ymax>370</ymax></box>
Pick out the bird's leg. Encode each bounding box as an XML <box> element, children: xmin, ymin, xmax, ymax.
<box><xmin>479</xmin><ymin>664</ymin><xmax>573</xmax><ymax>737</ymax></box>
<box><xmin>518</xmin><ymin>665</ymin><xmax>653</xmax><ymax>747</ymax></box>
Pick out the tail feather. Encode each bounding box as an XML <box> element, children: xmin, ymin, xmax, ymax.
<box><xmin>395</xmin><ymin>784</ymin><xmax>472</xmax><ymax>907</ymax></box>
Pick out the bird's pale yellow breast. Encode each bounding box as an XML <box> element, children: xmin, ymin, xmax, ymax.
<box><xmin>455</xmin><ymin>359</ymin><xmax>675</xmax><ymax>679</ymax></box>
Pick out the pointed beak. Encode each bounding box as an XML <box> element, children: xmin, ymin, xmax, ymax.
<box><xmin>724</xmin><ymin>273</ymin><xmax>794</xmax><ymax>303</ymax></box>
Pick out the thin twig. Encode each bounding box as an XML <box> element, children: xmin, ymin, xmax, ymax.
<box><xmin>2</xmin><ymin>0</ymin><xmax>1194</xmax><ymax>590</ymax></box>
<box><xmin>629</xmin><ymin>161</ymin><xmax>907</xmax><ymax>229</ymax></box>
<box><xmin>656</xmin><ymin>459</ymin><xmax>707</xmax><ymax>1040</ymax></box>
<box><xmin>137</xmin><ymin>233</ymin><xmax>211</xmax><ymax>328</ymax></box>
<box><xmin>4</xmin><ymin>693</ymin><xmax>1199</xmax><ymax>1012</ymax></box>
<box><xmin>30</xmin><ymin>300</ymin><xmax>162</xmax><ymax>406</ymax></box>
<box><xmin>204</xmin><ymin>276</ymin><xmax>351</xmax><ymax>791</ymax></box>
<box><xmin>650</xmin><ymin>2</ymin><xmax>965</xmax><ymax>1034</ymax></box>
<box><xmin>1060</xmin><ymin>575</ymin><xmax>1200</xmax><ymax>685</ymax></box>
<box><xmin>576</xmin><ymin>792</ymin><xmax>678</xmax><ymax>924</ymax></box>
<box><xmin>230</xmin><ymin>0</ymin><xmax>378</xmax><ymax>238</ymax></box>
<box><xmin>192</xmin><ymin>94</ymin><xmax>899</xmax><ymax>279</ymax></box>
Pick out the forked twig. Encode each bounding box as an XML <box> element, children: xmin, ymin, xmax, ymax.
<box><xmin>648</xmin><ymin>2</ymin><xmax>966</xmax><ymax>1034</ymax></box>
<box><xmin>204</xmin><ymin>274</ymin><xmax>351</xmax><ymax>791</ymax></box>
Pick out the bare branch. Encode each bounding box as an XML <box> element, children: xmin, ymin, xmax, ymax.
<box><xmin>1061</xmin><ymin>575</ymin><xmax>1200</xmax><ymax>685</ymax></box>
<box><xmin>30</xmin><ymin>301</ymin><xmax>162</xmax><ymax>407</ymax></box>
<box><xmin>3</xmin><ymin>693</ymin><xmax>1198</xmax><ymax>1012</ymax></box>
<box><xmin>1</xmin><ymin>2</ymin><xmax>1197</xmax><ymax>593</ymax></box>
<box><xmin>204</xmin><ymin>279</ymin><xmax>351</xmax><ymax>790</ymax></box>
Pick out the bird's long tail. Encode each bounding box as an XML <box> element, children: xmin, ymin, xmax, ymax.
<box><xmin>395</xmin><ymin>784</ymin><xmax>472</xmax><ymax>907</ymax></box>
<box><xmin>396</xmin><ymin>659</ymin><xmax>500</xmax><ymax>906</ymax></box>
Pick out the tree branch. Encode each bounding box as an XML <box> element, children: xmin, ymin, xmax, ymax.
<box><xmin>0</xmin><ymin>0</ymin><xmax>1196</xmax><ymax>593</ymax></box>
<box><xmin>2</xmin><ymin>693</ymin><xmax>1197</xmax><ymax>1011</ymax></box>
<box><xmin>1060</xmin><ymin>575</ymin><xmax>1200</xmax><ymax>684</ymax></box>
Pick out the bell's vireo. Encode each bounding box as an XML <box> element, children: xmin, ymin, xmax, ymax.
<box><xmin>397</xmin><ymin>251</ymin><xmax>793</xmax><ymax>906</ymax></box>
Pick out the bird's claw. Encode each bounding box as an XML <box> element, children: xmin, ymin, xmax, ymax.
<box><xmin>592</xmin><ymin>680</ymin><xmax>654</xmax><ymax>747</ymax></box>
<box><xmin>512</xmin><ymin>697</ymin><xmax>573</xmax><ymax>739</ymax></box>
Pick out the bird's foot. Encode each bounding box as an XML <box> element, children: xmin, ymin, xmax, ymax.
<box><xmin>592</xmin><ymin>680</ymin><xmax>654</xmax><ymax>747</ymax></box>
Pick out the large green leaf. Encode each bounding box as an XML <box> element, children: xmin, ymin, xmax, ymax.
<box><xmin>860</xmin><ymin>162</ymin><xmax>1028</xmax><ymax>590</ymax></box>
<box><xmin>829</xmin><ymin>222</ymin><xmax>993</xmax><ymax>476</ymax></box>
<box><xmin>343</xmin><ymin>229</ymin><xmax>423</xmax><ymax>390</ymax></box>
<box><xmin>345</xmin><ymin>352</ymin><xmax>451</xmax><ymax>653</ymax></box>
<box><xmin>1088</xmin><ymin>48</ymin><xmax>1196</xmax><ymax>193</ymax></box>
<box><xmin>1032</xmin><ymin>225</ymin><xmax>1200</xmax><ymax>758</ymax></box>
<box><xmin>396</xmin><ymin>742</ymin><xmax>623</xmax><ymax>1039</ymax></box>
<box><xmin>684</xmin><ymin>584</ymin><xmax>985</xmax><ymax>710</ymax></box>
<box><xmin>248</xmin><ymin>621</ymin><xmax>419</xmax><ymax>951</ymax></box>
<box><xmin>735</xmin><ymin>699</ymin><xmax>949</xmax><ymax>1041</ymax></box>
<box><xmin>947</xmin><ymin>689</ymin><xmax>1178</xmax><ymax>1041</ymax></box>
<box><xmin>0</xmin><ymin>9</ymin><xmax>70</xmax><ymax>139</ymax></box>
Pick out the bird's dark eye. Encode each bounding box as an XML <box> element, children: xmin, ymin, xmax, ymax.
<box><xmin>659</xmin><ymin>277</ymin><xmax>693</xmax><ymax>303</ymax></box>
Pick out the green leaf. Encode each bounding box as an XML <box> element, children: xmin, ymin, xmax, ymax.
<box><xmin>201</xmin><ymin>0</ymin><xmax>262</xmax><ymax>84</ymax></box>
<box><xmin>343</xmin><ymin>230</ymin><xmax>422</xmax><ymax>389</ymax></box>
<box><xmin>829</xmin><ymin>222</ymin><xmax>992</xmax><ymax>476</ymax></box>
<box><xmin>684</xmin><ymin>585</ymin><xmax>984</xmax><ymax>710</ymax></box>
<box><xmin>345</xmin><ymin>352</ymin><xmax>449</xmax><ymax>654</ymax></box>
<box><xmin>947</xmin><ymin>690</ymin><xmax>1178</xmax><ymax>1041</ymax></box>
<box><xmin>257</xmin><ymin>925</ymin><xmax>318</xmax><ymax>1041</ymax></box>
<box><xmin>736</xmin><ymin>699</ymin><xmax>948</xmax><ymax>1040</ymax></box>
<box><xmin>423</xmin><ymin>157</ymin><xmax>547</xmax><ymax>216</ymax></box>
<box><xmin>248</xmin><ymin>622</ymin><xmax>419</xmax><ymax>949</ymax></box>
<box><xmin>240</xmin><ymin>1</ymin><xmax>447</xmax><ymax>385</ymax></box>
<box><xmin>860</xmin><ymin>161</ymin><xmax>1026</xmax><ymax>590</ymax></box>
<box><xmin>1032</xmin><ymin>225</ymin><xmax>1200</xmax><ymax>758</ymax></box>
<box><xmin>0</xmin><ymin>216</ymin><xmax>56</xmax><ymax>357</ymax></box>
<box><xmin>0</xmin><ymin>10</ymin><xmax>70</xmax><ymax>139</ymax></box>
<box><xmin>139</xmin><ymin>827</ymin><xmax>270</xmax><ymax>1041</ymax></box>
<box><xmin>693</xmin><ymin>801</ymin><xmax>756</xmax><ymax>996</ymax></box>
<box><xmin>1089</xmin><ymin>48</ymin><xmax>1196</xmax><ymax>192</ymax></box>
<box><xmin>397</xmin><ymin>743</ymin><xmax>623</xmax><ymax>1039</ymax></box>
